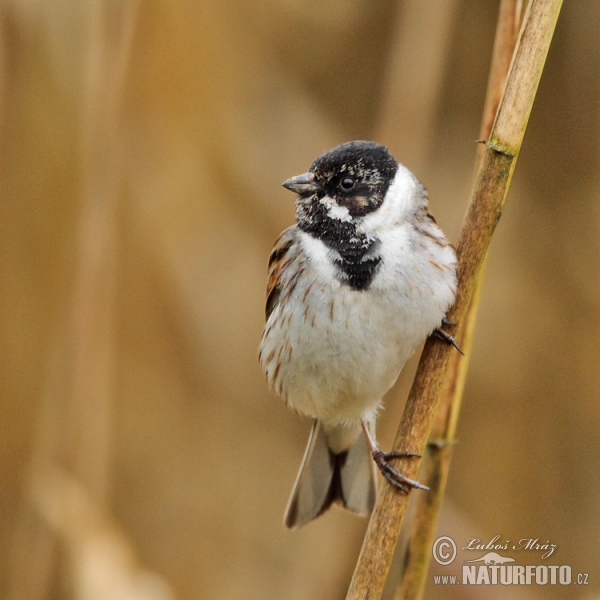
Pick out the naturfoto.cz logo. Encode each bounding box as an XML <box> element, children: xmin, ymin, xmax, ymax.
<box><xmin>432</xmin><ymin>535</ymin><xmax>589</xmax><ymax>587</ymax></box>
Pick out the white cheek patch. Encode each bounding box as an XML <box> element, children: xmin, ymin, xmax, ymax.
<box><xmin>320</xmin><ymin>196</ymin><xmax>352</xmax><ymax>222</ymax></box>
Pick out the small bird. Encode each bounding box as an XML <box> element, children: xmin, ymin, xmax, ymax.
<box><xmin>259</xmin><ymin>141</ymin><xmax>458</xmax><ymax>529</ymax></box>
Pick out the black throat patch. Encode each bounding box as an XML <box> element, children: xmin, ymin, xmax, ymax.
<box><xmin>297</xmin><ymin>198</ymin><xmax>381</xmax><ymax>291</ymax></box>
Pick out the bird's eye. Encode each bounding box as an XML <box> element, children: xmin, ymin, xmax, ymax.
<box><xmin>340</xmin><ymin>177</ymin><xmax>355</xmax><ymax>190</ymax></box>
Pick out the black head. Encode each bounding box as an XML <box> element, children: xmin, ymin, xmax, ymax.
<box><xmin>283</xmin><ymin>141</ymin><xmax>399</xmax><ymax>218</ymax></box>
<box><xmin>281</xmin><ymin>142</ymin><xmax>401</xmax><ymax>290</ymax></box>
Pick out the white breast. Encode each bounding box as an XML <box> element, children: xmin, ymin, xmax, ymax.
<box><xmin>260</xmin><ymin>218</ymin><xmax>456</xmax><ymax>427</ymax></box>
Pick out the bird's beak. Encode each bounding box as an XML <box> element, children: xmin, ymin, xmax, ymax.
<box><xmin>282</xmin><ymin>172</ymin><xmax>321</xmax><ymax>195</ymax></box>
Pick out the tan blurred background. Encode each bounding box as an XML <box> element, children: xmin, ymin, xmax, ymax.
<box><xmin>1</xmin><ymin>1</ymin><xmax>599</xmax><ymax>599</ymax></box>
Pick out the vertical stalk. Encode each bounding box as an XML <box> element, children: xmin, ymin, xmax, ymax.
<box><xmin>394</xmin><ymin>3</ymin><xmax>524</xmax><ymax>598</ymax></box>
<box><xmin>346</xmin><ymin>2</ymin><xmax>563</xmax><ymax>598</ymax></box>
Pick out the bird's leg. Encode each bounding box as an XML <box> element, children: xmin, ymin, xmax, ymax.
<box><xmin>361</xmin><ymin>421</ymin><xmax>429</xmax><ymax>493</ymax></box>
<box><xmin>433</xmin><ymin>317</ymin><xmax>464</xmax><ymax>355</ymax></box>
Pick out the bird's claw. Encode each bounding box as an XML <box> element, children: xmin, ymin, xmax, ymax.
<box><xmin>433</xmin><ymin>319</ymin><xmax>464</xmax><ymax>355</ymax></box>
<box><xmin>372</xmin><ymin>449</ymin><xmax>429</xmax><ymax>493</ymax></box>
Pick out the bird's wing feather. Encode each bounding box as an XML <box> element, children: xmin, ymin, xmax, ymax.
<box><xmin>265</xmin><ymin>225</ymin><xmax>297</xmax><ymax>320</ymax></box>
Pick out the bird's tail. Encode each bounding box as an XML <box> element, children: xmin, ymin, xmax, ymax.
<box><xmin>284</xmin><ymin>420</ymin><xmax>376</xmax><ymax>529</ymax></box>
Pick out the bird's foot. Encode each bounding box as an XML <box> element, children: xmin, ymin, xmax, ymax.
<box><xmin>361</xmin><ymin>421</ymin><xmax>429</xmax><ymax>493</ymax></box>
<box><xmin>371</xmin><ymin>448</ymin><xmax>429</xmax><ymax>493</ymax></box>
<box><xmin>433</xmin><ymin>317</ymin><xmax>464</xmax><ymax>355</ymax></box>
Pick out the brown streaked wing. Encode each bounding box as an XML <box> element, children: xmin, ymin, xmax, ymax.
<box><xmin>265</xmin><ymin>225</ymin><xmax>297</xmax><ymax>320</ymax></box>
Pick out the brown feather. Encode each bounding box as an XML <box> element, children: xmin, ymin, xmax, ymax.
<box><xmin>265</xmin><ymin>226</ymin><xmax>297</xmax><ymax>320</ymax></box>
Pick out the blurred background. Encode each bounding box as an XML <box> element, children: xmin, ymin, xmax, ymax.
<box><xmin>1</xmin><ymin>1</ymin><xmax>598</xmax><ymax>599</ymax></box>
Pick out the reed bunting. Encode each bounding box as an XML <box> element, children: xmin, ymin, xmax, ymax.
<box><xmin>259</xmin><ymin>141</ymin><xmax>458</xmax><ymax>528</ymax></box>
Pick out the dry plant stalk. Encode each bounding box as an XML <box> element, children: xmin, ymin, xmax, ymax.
<box><xmin>7</xmin><ymin>4</ymin><xmax>139</xmax><ymax>600</ymax></box>
<box><xmin>394</xmin><ymin>2</ymin><xmax>524</xmax><ymax>598</ymax></box>
<box><xmin>346</xmin><ymin>1</ymin><xmax>563</xmax><ymax>599</ymax></box>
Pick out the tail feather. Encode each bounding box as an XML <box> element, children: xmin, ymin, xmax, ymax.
<box><xmin>284</xmin><ymin>420</ymin><xmax>376</xmax><ymax>529</ymax></box>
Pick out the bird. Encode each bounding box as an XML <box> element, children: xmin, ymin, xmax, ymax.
<box><xmin>259</xmin><ymin>141</ymin><xmax>459</xmax><ymax>529</ymax></box>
